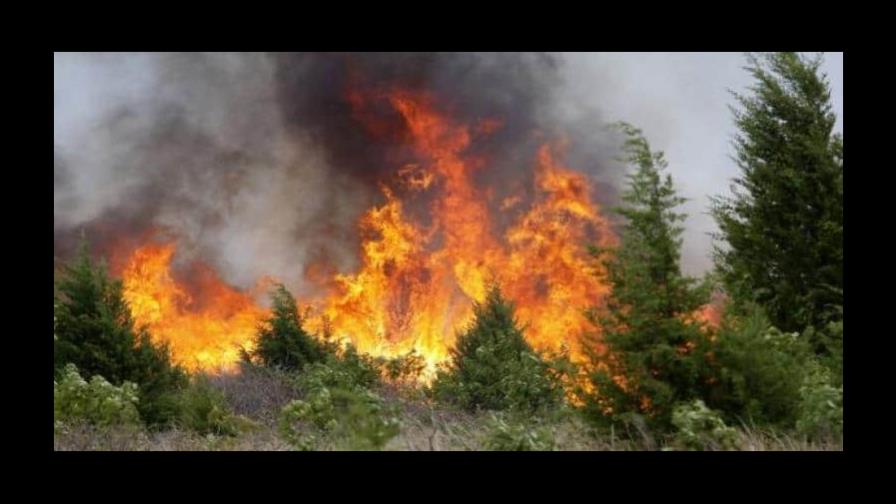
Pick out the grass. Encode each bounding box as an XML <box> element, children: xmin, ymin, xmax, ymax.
<box><xmin>54</xmin><ymin>367</ymin><xmax>842</xmax><ymax>451</ymax></box>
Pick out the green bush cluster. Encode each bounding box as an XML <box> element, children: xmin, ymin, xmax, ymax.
<box><xmin>54</xmin><ymin>363</ymin><xmax>141</xmax><ymax>428</ymax></box>
<box><xmin>431</xmin><ymin>286</ymin><xmax>562</xmax><ymax>413</ymax></box>
<box><xmin>705</xmin><ymin>306</ymin><xmax>810</xmax><ymax>425</ymax></box>
<box><xmin>802</xmin><ymin>316</ymin><xmax>843</xmax><ymax>386</ymax></box>
<box><xmin>278</xmin><ymin>365</ymin><xmax>400</xmax><ymax>451</ymax></box>
<box><xmin>667</xmin><ymin>399</ymin><xmax>739</xmax><ymax>451</ymax></box>
<box><xmin>53</xmin><ymin>240</ymin><xmax>188</xmax><ymax>426</ymax></box>
<box><xmin>172</xmin><ymin>377</ymin><xmax>258</xmax><ymax>437</ymax></box>
<box><xmin>796</xmin><ymin>361</ymin><xmax>843</xmax><ymax>441</ymax></box>
<box><xmin>699</xmin><ymin>305</ymin><xmax>842</xmax><ymax>441</ymax></box>
<box><xmin>241</xmin><ymin>285</ymin><xmax>401</xmax><ymax>451</ymax></box>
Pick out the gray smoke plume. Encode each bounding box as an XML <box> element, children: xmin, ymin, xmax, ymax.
<box><xmin>54</xmin><ymin>52</ymin><xmax>622</xmax><ymax>297</ymax></box>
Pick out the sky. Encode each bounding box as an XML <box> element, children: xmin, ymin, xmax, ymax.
<box><xmin>54</xmin><ymin>52</ymin><xmax>844</xmax><ymax>279</ymax></box>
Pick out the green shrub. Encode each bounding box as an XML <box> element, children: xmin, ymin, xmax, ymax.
<box><xmin>330</xmin><ymin>344</ymin><xmax>383</xmax><ymax>389</ymax></box>
<box><xmin>802</xmin><ymin>316</ymin><xmax>843</xmax><ymax>386</ymax></box>
<box><xmin>54</xmin><ymin>240</ymin><xmax>188</xmax><ymax>426</ymax></box>
<box><xmin>796</xmin><ymin>361</ymin><xmax>843</xmax><ymax>441</ymax></box>
<box><xmin>172</xmin><ymin>377</ymin><xmax>258</xmax><ymax>436</ymax></box>
<box><xmin>251</xmin><ymin>284</ymin><xmax>329</xmax><ymax>371</ymax></box>
<box><xmin>274</xmin><ymin>340</ymin><xmax>400</xmax><ymax>450</ymax></box>
<box><xmin>668</xmin><ymin>399</ymin><xmax>739</xmax><ymax>451</ymax></box>
<box><xmin>382</xmin><ymin>350</ymin><xmax>426</xmax><ymax>384</ymax></box>
<box><xmin>705</xmin><ymin>305</ymin><xmax>811</xmax><ymax>425</ymax></box>
<box><xmin>279</xmin><ymin>386</ymin><xmax>400</xmax><ymax>451</ymax></box>
<box><xmin>291</xmin><ymin>345</ymin><xmax>382</xmax><ymax>395</ymax></box>
<box><xmin>431</xmin><ymin>286</ymin><xmax>561</xmax><ymax>413</ymax></box>
<box><xmin>483</xmin><ymin>413</ymin><xmax>555</xmax><ymax>451</ymax></box>
<box><xmin>54</xmin><ymin>363</ymin><xmax>141</xmax><ymax>428</ymax></box>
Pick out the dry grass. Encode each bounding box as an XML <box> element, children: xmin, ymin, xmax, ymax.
<box><xmin>54</xmin><ymin>423</ymin><xmax>293</xmax><ymax>451</ymax></box>
<box><xmin>54</xmin><ymin>417</ymin><xmax>841</xmax><ymax>451</ymax></box>
<box><xmin>735</xmin><ymin>424</ymin><xmax>842</xmax><ymax>451</ymax></box>
<box><xmin>203</xmin><ymin>363</ymin><xmax>299</xmax><ymax>426</ymax></box>
<box><xmin>54</xmin><ymin>373</ymin><xmax>842</xmax><ymax>452</ymax></box>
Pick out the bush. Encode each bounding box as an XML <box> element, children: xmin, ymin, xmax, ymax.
<box><xmin>279</xmin><ymin>387</ymin><xmax>400</xmax><ymax>451</ymax></box>
<box><xmin>802</xmin><ymin>316</ymin><xmax>843</xmax><ymax>386</ymax></box>
<box><xmin>291</xmin><ymin>345</ymin><xmax>382</xmax><ymax>394</ymax></box>
<box><xmin>668</xmin><ymin>399</ymin><xmax>739</xmax><ymax>451</ymax></box>
<box><xmin>277</xmin><ymin>352</ymin><xmax>400</xmax><ymax>450</ymax></box>
<box><xmin>483</xmin><ymin>413</ymin><xmax>555</xmax><ymax>451</ymax></box>
<box><xmin>330</xmin><ymin>344</ymin><xmax>383</xmax><ymax>389</ymax></box>
<box><xmin>251</xmin><ymin>284</ymin><xmax>329</xmax><ymax>371</ymax></box>
<box><xmin>705</xmin><ymin>305</ymin><xmax>811</xmax><ymax>425</ymax></box>
<box><xmin>431</xmin><ymin>286</ymin><xmax>561</xmax><ymax>413</ymax></box>
<box><xmin>54</xmin><ymin>363</ymin><xmax>141</xmax><ymax>428</ymax></box>
<box><xmin>54</xmin><ymin>240</ymin><xmax>188</xmax><ymax>426</ymax></box>
<box><xmin>129</xmin><ymin>333</ymin><xmax>189</xmax><ymax>426</ymax></box>
<box><xmin>382</xmin><ymin>350</ymin><xmax>427</xmax><ymax>385</ymax></box>
<box><xmin>172</xmin><ymin>377</ymin><xmax>258</xmax><ymax>436</ymax></box>
<box><xmin>796</xmin><ymin>361</ymin><xmax>843</xmax><ymax>441</ymax></box>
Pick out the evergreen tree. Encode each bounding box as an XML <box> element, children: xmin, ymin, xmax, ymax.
<box><xmin>432</xmin><ymin>285</ymin><xmax>560</xmax><ymax>412</ymax></box>
<box><xmin>53</xmin><ymin>238</ymin><xmax>187</xmax><ymax>425</ymax></box>
<box><xmin>251</xmin><ymin>284</ymin><xmax>327</xmax><ymax>371</ymax></box>
<box><xmin>585</xmin><ymin>123</ymin><xmax>710</xmax><ymax>429</ymax></box>
<box><xmin>711</xmin><ymin>52</ymin><xmax>843</xmax><ymax>343</ymax></box>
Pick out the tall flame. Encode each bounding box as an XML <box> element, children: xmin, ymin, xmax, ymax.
<box><xmin>304</xmin><ymin>89</ymin><xmax>616</xmax><ymax>378</ymax></box>
<box><xmin>121</xmin><ymin>242</ymin><xmax>268</xmax><ymax>372</ymax></box>
<box><xmin>115</xmin><ymin>88</ymin><xmax>622</xmax><ymax>378</ymax></box>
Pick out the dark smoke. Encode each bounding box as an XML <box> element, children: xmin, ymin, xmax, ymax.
<box><xmin>273</xmin><ymin>53</ymin><xmax>562</xmax><ymax>179</ymax></box>
<box><xmin>54</xmin><ymin>52</ymin><xmax>620</xmax><ymax>296</ymax></box>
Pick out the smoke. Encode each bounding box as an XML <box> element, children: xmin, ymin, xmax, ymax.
<box><xmin>54</xmin><ymin>52</ymin><xmax>622</xmax><ymax>296</ymax></box>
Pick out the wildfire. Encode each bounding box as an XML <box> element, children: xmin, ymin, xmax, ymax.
<box><xmin>120</xmin><ymin>242</ymin><xmax>268</xmax><ymax>372</ymax></box>
<box><xmin>304</xmin><ymin>88</ymin><xmax>616</xmax><ymax>378</ymax></box>
<box><xmin>114</xmin><ymin>87</ymin><xmax>620</xmax><ymax>379</ymax></box>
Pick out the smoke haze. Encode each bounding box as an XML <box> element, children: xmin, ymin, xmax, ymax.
<box><xmin>54</xmin><ymin>52</ymin><xmax>844</xmax><ymax>290</ymax></box>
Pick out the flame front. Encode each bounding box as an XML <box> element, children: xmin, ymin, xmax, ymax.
<box><xmin>121</xmin><ymin>242</ymin><xmax>267</xmax><ymax>372</ymax></box>
<box><xmin>305</xmin><ymin>89</ymin><xmax>616</xmax><ymax>378</ymax></box>
<box><xmin>115</xmin><ymin>88</ymin><xmax>621</xmax><ymax>378</ymax></box>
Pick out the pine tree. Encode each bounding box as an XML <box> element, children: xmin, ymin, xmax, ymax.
<box><xmin>251</xmin><ymin>284</ymin><xmax>327</xmax><ymax>371</ymax></box>
<box><xmin>585</xmin><ymin>123</ymin><xmax>710</xmax><ymax>429</ymax></box>
<box><xmin>711</xmin><ymin>52</ymin><xmax>843</xmax><ymax>342</ymax></box>
<box><xmin>53</xmin><ymin>238</ymin><xmax>187</xmax><ymax>425</ymax></box>
<box><xmin>432</xmin><ymin>285</ymin><xmax>560</xmax><ymax>412</ymax></box>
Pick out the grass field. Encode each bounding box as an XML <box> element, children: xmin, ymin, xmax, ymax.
<box><xmin>54</xmin><ymin>365</ymin><xmax>842</xmax><ymax>452</ymax></box>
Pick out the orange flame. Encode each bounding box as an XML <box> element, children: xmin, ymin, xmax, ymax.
<box><xmin>304</xmin><ymin>89</ymin><xmax>617</xmax><ymax>379</ymax></box>
<box><xmin>114</xmin><ymin>88</ymin><xmax>621</xmax><ymax>383</ymax></box>
<box><xmin>120</xmin><ymin>242</ymin><xmax>268</xmax><ymax>372</ymax></box>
